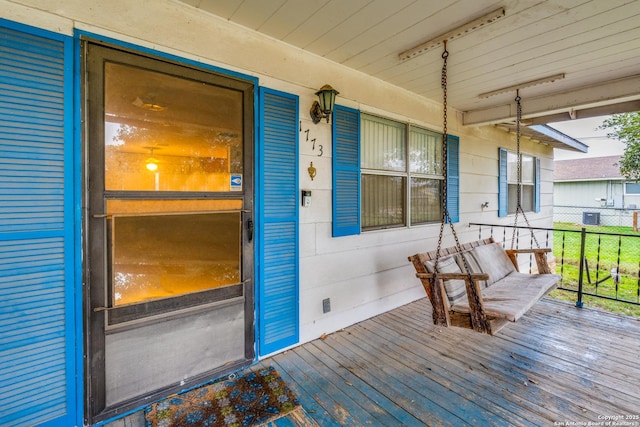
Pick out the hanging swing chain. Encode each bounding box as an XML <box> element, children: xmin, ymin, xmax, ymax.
<box><xmin>434</xmin><ymin>41</ymin><xmax>472</xmax><ymax>276</ymax></box>
<box><xmin>441</xmin><ymin>45</ymin><xmax>449</xmax><ymax>142</ymax></box>
<box><xmin>511</xmin><ymin>91</ymin><xmax>522</xmax><ymax>248</ymax></box>
<box><xmin>511</xmin><ymin>91</ymin><xmax>541</xmax><ymax>249</ymax></box>
<box><xmin>515</xmin><ymin>91</ymin><xmax>522</xmax><ymax>215</ymax></box>
<box><xmin>435</xmin><ymin>42</ymin><xmax>449</xmax><ymax>267</ymax></box>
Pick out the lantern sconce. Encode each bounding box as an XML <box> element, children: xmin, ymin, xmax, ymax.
<box><xmin>310</xmin><ymin>84</ymin><xmax>339</xmax><ymax>124</ymax></box>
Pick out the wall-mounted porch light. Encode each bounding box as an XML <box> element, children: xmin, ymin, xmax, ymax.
<box><xmin>310</xmin><ymin>84</ymin><xmax>339</xmax><ymax>124</ymax></box>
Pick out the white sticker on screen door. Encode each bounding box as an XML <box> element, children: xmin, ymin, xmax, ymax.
<box><xmin>230</xmin><ymin>174</ymin><xmax>243</xmax><ymax>191</ymax></box>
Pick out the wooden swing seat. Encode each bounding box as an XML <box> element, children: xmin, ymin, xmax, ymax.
<box><xmin>408</xmin><ymin>237</ymin><xmax>560</xmax><ymax>335</ymax></box>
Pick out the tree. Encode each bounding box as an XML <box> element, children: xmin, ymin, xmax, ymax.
<box><xmin>600</xmin><ymin>112</ymin><xmax>640</xmax><ymax>181</ymax></box>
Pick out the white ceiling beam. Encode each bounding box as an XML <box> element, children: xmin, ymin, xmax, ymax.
<box><xmin>463</xmin><ymin>74</ymin><xmax>640</xmax><ymax>126</ymax></box>
<box><xmin>477</xmin><ymin>73</ymin><xmax>565</xmax><ymax>99</ymax></box>
<box><xmin>527</xmin><ymin>100</ymin><xmax>640</xmax><ymax>125</ymax></box>
<box><xmin>398</xmin><ymin>7</ymin><xmax>505</xmax><ymax>61</ymax></box>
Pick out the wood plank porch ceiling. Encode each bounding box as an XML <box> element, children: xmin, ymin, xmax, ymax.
<box><xmin>180</xmin><ymin>0</ymin><xmax>640</xmax><ymax>130</ymax></box>
<box><xmin>258</xmin><ymin>298</ymin><xmax>640</xmax><ymax>426</ymax></box>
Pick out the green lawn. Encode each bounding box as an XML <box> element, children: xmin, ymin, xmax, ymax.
<box><xmin>551</xmin><ymin>223</ymin><xmax>640</xmax><ymax>317</ymax></box>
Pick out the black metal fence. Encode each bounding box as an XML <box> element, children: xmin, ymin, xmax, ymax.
<box><xmin>469</xmin><ymin>222</ymin><xmax>640</xmax><ymax>312</ymax></box>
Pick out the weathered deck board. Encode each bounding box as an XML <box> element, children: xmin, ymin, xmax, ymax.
<box><xmin>398</xmin><ymin>302</ymin><xmax>640</xmax><ymax>409</ymax></box>
<box><xmin>398</xmin><ymin>300</ymin><xmax>640</xmax><ymax>415</ymax></box>
<box><xmin>259</xmin><ymin>298</ymin><xmax>640</xmax><ymax>426</ymax></box>
<box><xmin>379</xmin><ymin>307</ymin><xmax>591</xmax><ymax>422</ymax></box>
<box><xmin>336</xmin><ymin>323</ymin><xmax>515</xmax><ymax>426</ymax></box>
<box><xmin>364</xmin><ymin>313</ymin><xmax>555</xmax><ymax>425</ymax></box>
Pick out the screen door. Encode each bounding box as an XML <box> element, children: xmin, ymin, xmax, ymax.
<box><xmin>83</xmin><ymin>42</ymin><xmax>255</xmax><ymax>423</ymax></box>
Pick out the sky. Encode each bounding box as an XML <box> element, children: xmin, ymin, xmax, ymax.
<box><xmin>549</xmin><ymin>116</ymin><xmax>625</xmax><ymax>161</ymax></box>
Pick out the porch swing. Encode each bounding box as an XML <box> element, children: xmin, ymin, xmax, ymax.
<box><xmin>408</xmin><ymin>42</ymin><xmax>560</xmax><ymax>335</ymax></box>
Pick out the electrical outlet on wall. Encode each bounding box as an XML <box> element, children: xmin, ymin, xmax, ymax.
<box><xmin>322</xmin><ymin>298</ymin><xmax>331</xmax><ymax>314</ymax></box>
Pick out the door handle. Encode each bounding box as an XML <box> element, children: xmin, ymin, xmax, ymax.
<box><xmin>247</xmin><ymin>219</ymin><xmax>254</xmax><ymax>242</ymax></box>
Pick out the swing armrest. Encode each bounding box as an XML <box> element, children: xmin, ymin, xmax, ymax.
<box><xmin>504</xmin><ymin>248</ymin><xmax>554</xmax><ymax>274</ymax></box>
<box><xmin>415</xmin><ymin>272</ymin><xmax>491</xmax><ymax>333</ymax></box>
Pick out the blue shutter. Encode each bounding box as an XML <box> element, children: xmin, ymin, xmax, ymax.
<box><xmin>446</xmin><ymin>135</ymin><xmax>460</xmax><ymax>223</ymax></box>
<box><xmin>498</xmin><ymin>148</ymin><xmax>508</xmax><ymax>217</ymax></box>
<box><xmin>534</xmin><ymin>157</ymin><xmax>541</xmax><ymax>213</ymax></box>
<box><xmin>257</xmin><ymin>87</ymin><xmax>299</xmax><ymax>355</ymax></box>
<box><xmin>0</xmin><ymin>20</ymin><xmax>77</xmax><ymax>427</ymax></box>
<box><xmin>332</xmin><ymin>105</ymin><xmax>360</xmax><ymax>237</ymax></box>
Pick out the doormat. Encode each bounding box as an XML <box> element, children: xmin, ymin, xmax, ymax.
<box><xmin>145</xmin><ymin>366</ymin><xmax>300</xmax><ymax>427</ymax></box>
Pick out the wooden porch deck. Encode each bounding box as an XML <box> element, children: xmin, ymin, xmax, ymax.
<box><xmin>259</xmin><ymin>298</ymin><xmax>640</xmax><ymax>427</ymax></box>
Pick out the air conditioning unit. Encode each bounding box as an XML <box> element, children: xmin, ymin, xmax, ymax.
<box><xmin>583</xmin><ymin>212</ymin><xmax>600</xmax><ymax>226</ymax></box>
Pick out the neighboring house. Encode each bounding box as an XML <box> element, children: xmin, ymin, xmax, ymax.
<box><xmin>1</xmin><ymin>2</ymin><xmax>637</xmax><ymax>426</ymax></box>
<box><xmin>554</xmin><ymin>155</ymin><xmax>640</xmax><ymax>226</ymax></box>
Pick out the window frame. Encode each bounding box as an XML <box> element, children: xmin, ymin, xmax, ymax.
<box><xmin>359</xmin><ymin>113</ymin><xmax>444</xmax><ymax>231</ymax></box>
<box><xmin>332</xmin><ymin>108</ymin><xmax>459</xmax><ymax>237</ymax></box>
<box><xmin>624</xmin><ymin>182</ymin><xmax>640</xmax><ymax>195</ymax></box>
<box><xmin>508</xmin><ymin>151</ymin><xmax>535</xmax><ymax>214</ymax></box>
<box><xmin>499</xmin><ymin>148</ymin><xmax>540</xmax><ymax>216</ymax></box>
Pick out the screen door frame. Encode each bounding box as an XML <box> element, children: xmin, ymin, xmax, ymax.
<box><xmin>82</xmin><ymin>40</ymin><xmax>256</xmax><ymax>424</ymax></box>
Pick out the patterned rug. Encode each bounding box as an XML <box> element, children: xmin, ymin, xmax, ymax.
<box><xmin>145</xmin><ymin>366</ymin><xmax>299</xmax><ymax>427</ymax></box>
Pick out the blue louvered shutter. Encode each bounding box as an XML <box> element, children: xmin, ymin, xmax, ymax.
<box><xmin>498</xmin><ymin>148</ymin><xmax>508</xmax><ymax>217</ymax></box>
<box><xmin>257</xmin><ymin>87</ymin><xmax>299</xmax><ymax>356</ymax></box>
<box><xmin>0</xmin><ymin>20</ymin><xmax>77</xmax><ymax>427</ymax></box>
<box><xmin>534</xmin><ymin>157</ymin><xmax>541</xmax><ymax>213</ymax></box>
<box><xmin>446</xmin><ymin>135</ymin><xmax>460</xmax><ymax>223</ymax></box>
<box><xmin>332</xmin><ymin>105</ymin><xmax>360</xmax><ymax>237</ymax></box>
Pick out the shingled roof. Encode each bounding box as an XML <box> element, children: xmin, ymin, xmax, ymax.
<box><xmin>554</xmin><ymin>155</ymin><xmax>622</xmax><ymax>181</ymax></box>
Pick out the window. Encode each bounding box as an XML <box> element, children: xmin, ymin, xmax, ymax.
<box><xmin>111</xmin><ymin>212</ymin><xmax>240</xmax><ymax>306</ymax></box>
<box><xmin>104</xmin><ymin>62</ymin><xmax>244</xmax><ymax>193</ymax></box>
<box><xmin>410</xmin><ymin>126</ymin><xmax>445</xmax><ymax>224</ymax></box>
<box><xmin>625</xmin><ymin>182</ymin><xmax>640</xmax><ymax>194</ymax></box>
<box><xmin>499</xmin><ymin>148</ymin><xmax>540</xmax><ymax>216</ymax></box>
<box><xmin>87</xmin><ymin>43</ymin><xmax>254</xmax><ymax>323</ymax></box>
<box><xmin>360</xmin><ymin>114</ymin><xmax>443</xmax><ymax>230</ymax></box>
<box><xmin>102</xmin><ymin>61</ymin><xmax>247</xmax><ymax>311</ymax></box>
<box><xmin>332</xmin><ymin>108</ymin><xmax>459</xmax><ymax>236</ymax></box>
